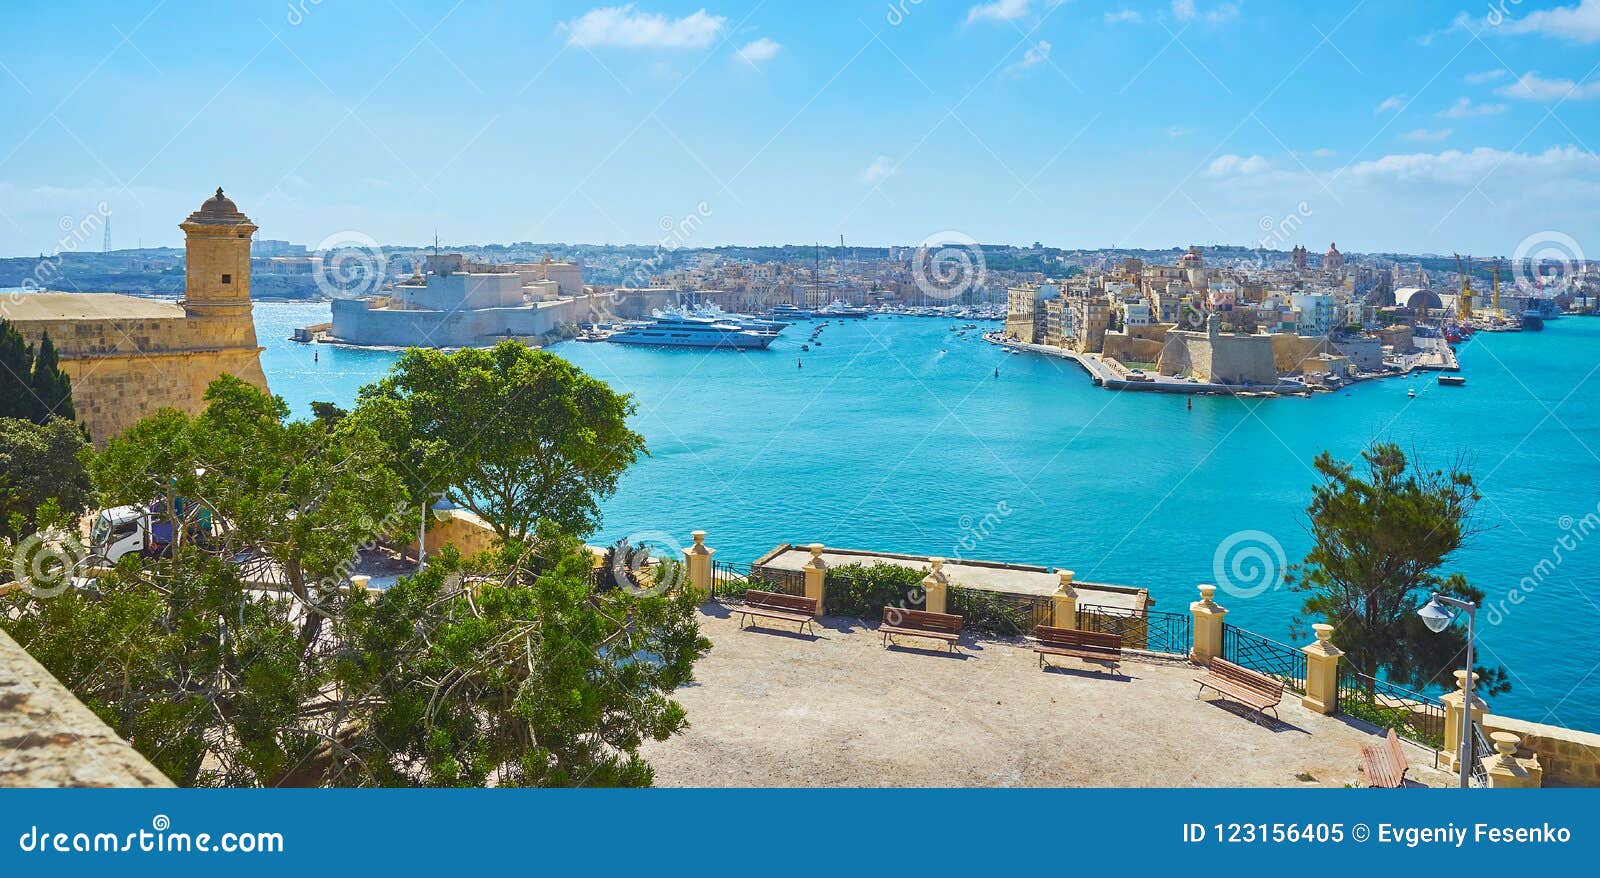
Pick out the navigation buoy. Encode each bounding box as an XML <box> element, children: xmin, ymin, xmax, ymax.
<box><xmin>1186</xmin><ymin>397</ymin><xmax>1192</xmax><ymax>410</ymax></box>
<box><xmin>313</xmin><ymin>349</ymin><xmax>319</xmax><ymax>363</ymax></box>
<box><xmin>797</xmin><ymin>359</ymin><xmax>803</xmax><ymax>369</ymax></box>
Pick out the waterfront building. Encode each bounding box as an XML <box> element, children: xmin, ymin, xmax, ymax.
<box><xmin>325</xmin><ymin>253</ymin><xmax>668</xmax><ymax>348</ymax></box>
<box><xmin>5</xmin><ymin>188</ymin><xmax>269</xmax><ymax>443</ymax></box>
<box><xmin>1290</xmin><ymin>292</ymin><xmax>1337</xmax><ymax>336</ymax></box>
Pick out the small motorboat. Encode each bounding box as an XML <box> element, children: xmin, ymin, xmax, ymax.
<box><xmin>801</xmin><ymin>344</ymin><xmax>810</xmax><ymax>351</ymax></box>
<box><xmin>1438</xmin><ymin>374</ymin><xmax>1466</xmax><ymax>386</ymax></box>
<box><xmin>1407</xmin><ymin>388</ymin><xmax>1417</xmax><ymax>399</ymax></box>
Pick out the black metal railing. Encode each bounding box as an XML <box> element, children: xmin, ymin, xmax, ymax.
<box><xmin>710</xmin><ymin>560</ymin><xmax>805</xmax><ymax>600</ymax></box>
<box><xmin>1221</xmin><ymin>624</ymin><xmax>1307</xmax><ymax>693</ymax></box>
<box><xmin>1077</xmin><ymin>604</ymin><xmax>1192</xmax><ymax>656</ymax></box>
<box><xmin>1335</xmin><ymin>667</ymin><xmax>1446</xmax><ymax>750</ymax></box>
<box><xmin>947</xmin><ymin>586</ymin><xmax>1053</xmax><ymax>636</ymax></box>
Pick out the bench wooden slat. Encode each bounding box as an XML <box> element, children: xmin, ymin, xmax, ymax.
<box><xmin>880</xmin><ymin>607</ymin><xmax>963</xmax><ymax>652</ymax></box>
<box><xmin>1032</xmin><ymin>626</ymin><xmax>1122</xmax><ymax>672</ymax></box>
<box><xmin>1194</xmin><ymin>657</ymin><xmax>1285</xmax><ymax>722</ymax></box>
<box><xmin>1359</xmin><ymin>728</ymin><xmax>1408</xmax><ymax>788</ymax></box>
<box><xmin>736</xmin><ymin>590</ymin><xmax>818</xmax><ymax>635</ymax></box>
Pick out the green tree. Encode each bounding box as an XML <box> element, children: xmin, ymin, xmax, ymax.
<box><xmin>0</xmin><ymin>417</ymin><xmax>93</xmax><ymax>539</ymax></box>
<box><xmin>29</xmin><ymin>333</ymin><xmax>76</xmax><ymax>424</ymax></box>
<box><xmin>2</xmin><ymin>372</ymin><xmax>707</xmax><ymax>788</ymax></box>
<box><xmin>1289</xmin><ymin>443</ymin><xmax>1508</xmax><ymax>696</ymax></box>
<box><xmin>341</xmin><ymin>545</ymin><xmax>710</xmax><ymax>787</ymax></box>
<box><xmin>0</xmin><ymin>318</ymin><xmax>35</xmax><ymax>421</ymax></box>
<box><xmin>352</xmin><ymin>341</ymin><xmax>646</xmax><ymax>546</ymax></box>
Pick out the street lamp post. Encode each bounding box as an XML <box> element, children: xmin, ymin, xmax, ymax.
<box><xmin>1417</xmin><ymin>592</ymin><xmax>1478</xmax><ymax>789</ymax></box>
<box><xmin>418</xmin><ymin>491</ymin><xmax>452</xmax><ymax>571</ymax></box>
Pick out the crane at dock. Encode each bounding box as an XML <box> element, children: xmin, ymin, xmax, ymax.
<box><xmin>1454</xmin><ymin>254</ymin><xmax>1474</xmax><ymax>320</ymax></box>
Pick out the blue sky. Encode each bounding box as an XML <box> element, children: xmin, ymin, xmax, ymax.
<box><xmin>1</xmin><ymin>0</ymin><xmax>1598</xmax><ymax>257</ymax></box>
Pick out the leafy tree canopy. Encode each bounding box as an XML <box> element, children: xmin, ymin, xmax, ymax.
<box><xmin>0</xmin><ymin>416</ymin><xmax>92</xmax><ymax>539</ymax></box>
<box><xmin>352</xmin><ymin>341</ymin><xmax>646</xmax><ymax>546</ymax></box>
<box><xmin>1289</xmin><ymin>442</ymin><xmax>1507</xmax><ymax>696</ymax></box>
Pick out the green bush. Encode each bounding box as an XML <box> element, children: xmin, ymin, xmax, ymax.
<box><xmin>947</xmin><ymin>586</ymin><xmax>1034</xmax><ymax>637</ymax></box>
<box><xmin>824</xmin><ymin>562</ymin><xmax>925</xmax><ymax>617</ymax></box>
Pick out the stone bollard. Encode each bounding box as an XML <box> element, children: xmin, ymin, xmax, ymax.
<box><xmin>1051</xmin><ymin>570</ymin><xmax>1078</xmax><ymax>629</ymax></box>
<box><xmin>1300</xmin><ymin>623</ymin><xmax>1342</xmax><ymax>715</ymax></box>
<box><xmin>1483</xmin><ymin>732</ymin><xmax>1542</xmax><ymax>788</ymax></box>
<box><xmin>1440</xmin><ymin>670</ymin><xmax>1487</xmax><ymax>773</ymax></box>
<box><xmin>1189</xmin><ymin>584</ymin><xmax>1227</xmax><ymax>665</ymax></box>
<box><xmin>922</xmin><ymin>557</ymin><xmax>950</xmax><ymax>615</ymax></box>
<box><xmin>681</xmin><ymin>531</ymin><xmax>715</xmax><ymax>602</ymax></box>
<box><xmin>802</xmin><ymin>544</ymin><xmax>828</xmax><ymax>617</ymax></box>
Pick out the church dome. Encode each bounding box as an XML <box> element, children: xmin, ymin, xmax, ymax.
<box><xmin>184</xmin><ymin>187</ymin><xmax>250</xmax><ymax>225</ymax></box>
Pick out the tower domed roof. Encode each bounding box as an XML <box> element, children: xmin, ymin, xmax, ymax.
<box><xmin>184</xmin><ymin>187</ymin><xmax>251</xmax><ymax>225</ymax></box>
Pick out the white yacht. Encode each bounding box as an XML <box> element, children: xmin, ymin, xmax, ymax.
<box><xmin>608</xmin><ymin>314</ymin><xmax>777</xmax><ymax>349</ymax></box>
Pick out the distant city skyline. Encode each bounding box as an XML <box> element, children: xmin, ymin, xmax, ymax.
<box><xmin>2</xmin><ymin>1</ymin><xmax>1598</xmax><ymax>259</ymax></box>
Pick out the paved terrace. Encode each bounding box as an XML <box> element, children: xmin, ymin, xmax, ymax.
<box><xmin>757</xmin><ymin>546</ymin><xmax>1147</xmax><ymax>610</ymax></box>
<box><xmin>641</xmin><ymin>610</ymin><xmax>1454</xmax><ymax>788</ymax></box>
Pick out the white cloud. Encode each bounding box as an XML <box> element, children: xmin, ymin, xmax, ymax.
<box><xmin>562</xmin><ymin>5</ymin><xmax>727</xmax><ymax>49</ymax></box>
<box><xmin>966</xmin><ymin>0</ymin><xmax>1031</xmax><ymax>24</ymax></box>
<box><xmin>1499</xmin><ymin>0</ymin><xmax>1600</xmax><ymax>44</ymax></box>
<box><xmin>1374</xmin><ymin>94</ymin><xmax>1406</xmax><ymax>114</ymax></box>
<box><xmin>1348</xmin><ymin>145</ymin><xmax>1600</xmax><ymax>186</ymax></box>
<box><xmin>1439</xmin><ymin>96</ymin><xmax>1508</xmax><ymax>117</ymax></box>
<box><xmin>1166</xmin><ymin>126</ymin><xmax>1193</xmax><ymax>138</ymax></box>
<box><xmin>1291</xmin><ymin>147</ymin><xmax>1338</xmax><ymax>159</ymax></box>
<box><xmin>1401</xmin><ymin>127</ymin><xmax>1454</xmax><ymax>143</ymax></box>
<box><xmin>1004</xmin><ymin>40</ymin><xmax>1052</xmax><ymax>77</ymax></box>
<box><xmin>1206</xmin><ymin>154</ymin><xmax>1272</xmax><ymax>177</ymax></box>
<box><xmin>1172</xmin><ymin>0</ymin><xmax>1240</xmax><ymax>24</ymax></box>
<box><xmin>734</xmin><ymin>37</ymin><xmax>781</xmax><ymax>68</ymax></box>
<box><xmin>1497</xmin><ymin>71</ymin><xmax>1600</xmax><ymax>101</ymax></box>
<box><xmin>1105</xmin><ymin>9</ymin><xmax>1143</xmax><ymax>24</ymax></box>
<box><xmin>860</xmin><ymin>156</ymin><xmax>897</xmax><ymax>185</ymax></box>
<box><xmin>1465</xmin><ymin>69</ymin><xmax>1507</xmax><ymax>84</ymax></box>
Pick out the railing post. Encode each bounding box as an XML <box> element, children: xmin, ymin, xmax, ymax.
<box><xmin>1051</xmin><ymin>569</ymin><xmax>1078</xmax><ymax>629</ymax></box>
<box><xmin>1189</xmin><ymin>584</ymin><xmax>1227</xmax><ymax>665</ymax></box>
<box><xmin>802</xmin><ymin>543</ymin><xmax>827</xmax><ymax>616</ymax></box>
<box><xmin>681</xmin><ymin>530</ymin><xmax>714</xmax><ymax>602</ymax></box>
<box><xmin>922</xmin><ymin>557</ymin><xmax>950</xmax><ymax>614</ymax></box>
<box><xmin>1300</xmin><ymin>623</ymin><xmax>1342</xmax><ymax>715</ymax></box>
<box><xmin>1483</xmin><ymin>732</ymin><xmax>1542</xmax><ymax>788</ymax></box>
<box><xmin>1440</xmin><ymin>670</ymin><xmax>1486</xmax><ymax>773</ymax></box>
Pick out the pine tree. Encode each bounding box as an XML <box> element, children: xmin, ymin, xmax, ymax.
<box><xmin>28</xmin><ymin>333</ymin><xmax>75</xmax><ymax>424</ymax></box>
<box><xmin>0</xmin><ymin>319</ymin><xmax>35</xmax><ymax>421</ymax></box>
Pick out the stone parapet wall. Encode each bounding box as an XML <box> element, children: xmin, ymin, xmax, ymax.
<box><xmin>1482</xmin><ymin>713</ymin><xmax>1600</xmax><ymax>787</ymax></box>
<box><xmin>0</xmin><ymin>628</ymin><xmax>172</xmax><ymax>787</ymax></box>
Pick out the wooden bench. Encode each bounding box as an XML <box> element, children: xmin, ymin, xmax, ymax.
<box><xmin>1359</xmin><ymin>728</ymin><xmax>1409</xmax><ymax>788</ymax></box>
<box><xmin>1032</xmin><ymin>626</ymin><xmax>1122</xmax><ymax>672</ymax></box>
<box><xmin>736</xmin><ymin>590</ymin><xmax>818</xmax><ymax>635</ymax></box>
<box><xmin>879</xmin><ymin>607</ymin><xmax>962</xmax><ymax>652</ymax></box>
<box><xmin>1194</xmin><ymin>657</ymin><xmax>1286</xmax><ymax>723</ymax></box>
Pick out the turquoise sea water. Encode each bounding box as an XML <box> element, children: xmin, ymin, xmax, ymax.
<box><xmin>258</xmin><ymin>302</ymin><xmax>1600</xmax><ymax>730</ymax></box>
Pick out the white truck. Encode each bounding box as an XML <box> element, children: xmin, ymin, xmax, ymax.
<box><xmin>89</xmin><ymin>499</ymin><xmax>217</xmax><ymax>564</ymax></box>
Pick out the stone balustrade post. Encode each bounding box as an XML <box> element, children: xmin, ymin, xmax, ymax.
<box><xmin>681</xmin><ymin>530</ymin><xmax>714</xmax><ymax>601</ymax></box>
<box><xmin>1189</xmin><ymin>584</ymin><xmax>1228</xmax><ymax>665</ymax></box>
<box><xmin>349</xmin><ymin>575</ymin><xmax>371</xmax><ymax>595</ymax></box>
<box><xmin>802</xmin><ymin>544</ymin><xmax>828</xmax><ymax>616</ymax></box>
<box><xmin>1300</xmin><ymin>623</ymin><xmax>1342</xmax><ymax>715</ymax></box>
<box><xmin>1051</xmin><ymin>569</ymin><xmax>1078</xmax><ymax>629</ymax></box>
<box><xmin>922</xmin><ymin>557</ymin><xmax>950</xmax><ymax>615</ymax></box>
<box><xmin>1484</xmin><ymin>732</ymin><xmax>1542</xmax><ymax>788</ymax></box>
<box><xmin>1441</xmin><ymin>670</ymin><xmax>1487</xmax><ymax>773</ymax></box>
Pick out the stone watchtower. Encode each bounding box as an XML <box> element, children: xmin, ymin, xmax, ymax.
<box><xmin>179</xmin><ymin>188</ymin><xmax>267</xmax><ymax>387</ymax></box>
